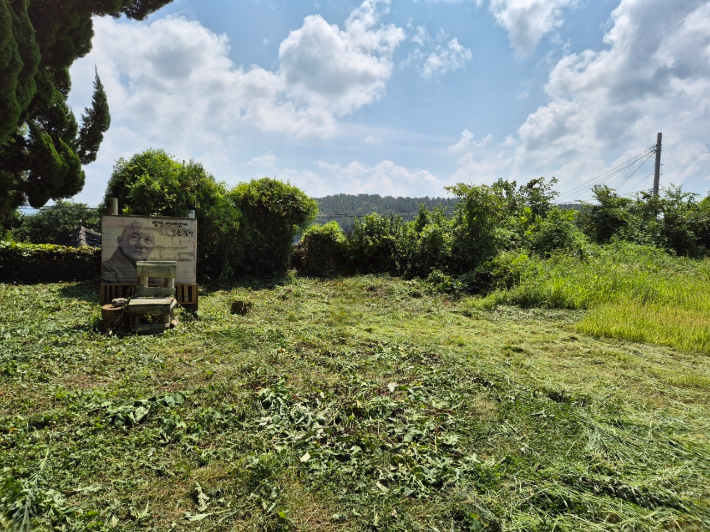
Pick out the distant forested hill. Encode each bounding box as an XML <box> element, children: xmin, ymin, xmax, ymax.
<box><xmin>314</xmin><ymin>194</ymin><xmax>459</xmax><ymax>232</ymax></box>
<box><xmin>313</xmin><ymin>194</ymin><xmax>582</xmax><ymax>232</ymax></box>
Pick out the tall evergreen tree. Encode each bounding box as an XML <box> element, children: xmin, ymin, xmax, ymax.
<box><xmin>0</xmin><ymin>0</ymin><xmax>173</xmax><ymax>219</ymax></box>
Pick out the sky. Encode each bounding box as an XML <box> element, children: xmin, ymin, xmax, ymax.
<box><xmin>66</xmin><ymin>0</ymin><xmax>710</xmax><ymax>205</ymax></box>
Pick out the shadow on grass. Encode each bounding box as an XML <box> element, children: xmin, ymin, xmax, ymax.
<box><xmin>198</xmin><ymin>273</ymin><xmax>296</xmax><ymax>295</ymax></box>
<box><xmin>58</xmin><ymin>277</ymin><xmax>101</xmax><ymax>304</ymax></box>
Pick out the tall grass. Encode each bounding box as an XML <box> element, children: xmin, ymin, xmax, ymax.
<box><xmin>478</xmin><ymin>242</ymin><xmax>710</xmax><ymax>353</ymax></box>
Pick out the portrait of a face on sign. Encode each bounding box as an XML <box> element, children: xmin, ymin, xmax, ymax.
<box><xmin>101</xmin><ymin>216</ymin><xmax>197</xmax><ymax>284</ymax></box>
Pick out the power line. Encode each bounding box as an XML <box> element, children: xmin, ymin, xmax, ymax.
<box><xmin>556</xmin><ymin>146</ymin><xmax>656</xmax><ymax>202</ymax></box>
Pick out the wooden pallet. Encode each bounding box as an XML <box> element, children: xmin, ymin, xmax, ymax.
<box><xmin>100</xmin><ymin>283</ymin><xmax>197</xmax><ymax>306</ymax></box>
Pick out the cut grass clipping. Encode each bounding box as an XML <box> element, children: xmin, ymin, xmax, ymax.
<box><xmin>1</xmin><ymin>270</ymin><xmax>709</xmax><ymax>530</ymax></box>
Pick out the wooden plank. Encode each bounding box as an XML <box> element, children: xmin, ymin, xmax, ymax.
<box><xmin>101</xmin><ymin>282</ymin><xmax>197</xmax><ymax>305</ymax></box>
<box><xmin>125</xmin><ymin>297</ymin><xmax>175</xmax><ymax>314</ymax></box>
<box><xmin>135</xmin><ymin>286</ymin><xmax>175</xmax><ymax>298</ymax></box>
<box><xmin>136</xmin><ymin>261</ymin><xmax>177</xmax><ymax>277</ymax></box>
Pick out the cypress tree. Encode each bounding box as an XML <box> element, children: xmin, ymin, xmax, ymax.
<box><xmin>0</xmin><ymin>0</ymin><xmax>173</xmax><ymax>219</ymax></box>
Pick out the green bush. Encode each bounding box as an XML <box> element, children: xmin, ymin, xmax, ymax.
<box><xmin>577</xmin><ymin>185</ymin><xmax>708</xmax><ymax>257</ymax></box>
<box><xmin>231</xmin><ymin>178</ymin><xmax>318</xmax><ymax>276</ymax></box>
<box><xmin>0</xmin><ymin>241</ymin><xmax>100</xmax><ymax>282</ymax></box>
<box><xmin>101</xmin><ymin>149</ymin><xmax>242</xmax><ymax>281</ymax></box>
<box><xmin>526</xmin><ymin>207</ymin><xmax>589</xmax><ymax>258</ymax></box>
<box><xmin>446</xmin><ymin>178</ymin><xmax>558</xmax><ymax>273</ymax></box>
<box><xmin>688</xmin><ymin>193</ymin><xmax>710</xmax><ymax>251</ymax></box>
<box><xmin>297</xmin><ymin>222</ymin><xmax>347</xmax><ymax>277</ymax></box>
<box><xmin>400</xmin><ymin>205</ymin><xmax>453</xmax><ymax>277</ymax></box>
<box><xmin>348</xmin><ymin>213</ymin><xmax>405</xmax><ymax>274</ymax></box>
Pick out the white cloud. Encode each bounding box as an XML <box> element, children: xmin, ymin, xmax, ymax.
<box><xmin>247</xmin><ymin>152</ymin><xmax>277</xmax><ymax>167</ymax></box>
<box><xmin>67</xmin><ymin>0</ymin><xmax>412</xmax><ymax>202</ymax></box>
<box><xmin>448</xmin><ymin>129</ymin><xmax>492</xmax><ymax>153</ymax></box>
<box><xmin>489</xmin><ymin>0</ymin><xmax>576</xmax><ymax>56</ymax></box>
<box><xmin>405</xmin><ymin>27</ymin><xmax>472</xmax><ymax>78</ymax></box>
<box><xmin>71</xmin><ymin>0</ymin><xmax>404</xmax><ymax>145</ymax></box>
<box><xmin>451</xmin><ymin>0</ymin><xmax>710</xmax><ymax>198</ymax></box>
<box><xmin>411</xmin><ymin>25</ymin><xmax>428</xmax><ymax>46</ymax></box>
<box><xmin>279</xmin><ymin>0</ymin><xmax>405</xmax><ymax>116</ymax></box>
<box><xmin>421</xmin><ymin>38</ymin><xmax>473</xmax><ymax>78</ymax></box>
<box><xmin>311</xmin><ymin>159</ymin><xmax>445</xmax><ymax>196</ymax></box>
<box><xmin>452</xmin><ymin>150</ymin><xmax>513</xmax><ymax>183</ymax></box>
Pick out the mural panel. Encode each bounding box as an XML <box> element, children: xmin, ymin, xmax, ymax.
<box><xmin>101</xmin><ymin>216</ymin><xmax>197</xmax><ymax>284</ymax></box>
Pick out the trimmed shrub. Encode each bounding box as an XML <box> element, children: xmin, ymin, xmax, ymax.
<box><xmin>231</xmin><ymin>178</ymin><xmax>318</xmax><ymax>276</ymax></box>
<box><xmin>0</xmin><ymin>241</ymin><xmax>100</xmax><ymax>282</ymax></box>
<box><xmin>298</xmin><ymin>222</ymin><xmax>347</xmax><ymax>277</ymax></box>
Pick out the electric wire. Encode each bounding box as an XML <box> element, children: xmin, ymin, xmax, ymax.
<box><xmin>557</xmin><ymin>146</ymin><xmax>656</xmax><ymax>202</ymax></box>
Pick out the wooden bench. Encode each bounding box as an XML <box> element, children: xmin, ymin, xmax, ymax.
<box><xmin>100</xmin><ymin>282</ymin><xmax>197</xmax><ymax>307</ymax></box>
<box><xmin>125</xmin><ymin>261</ymin><xmax>179</xmax><ymax>334</ymax></box>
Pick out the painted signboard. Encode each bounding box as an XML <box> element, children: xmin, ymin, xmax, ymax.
<box><xmin>101</xmin><ymin>215</ymin><xmax>197</xmax><ymax>284</ymax></box>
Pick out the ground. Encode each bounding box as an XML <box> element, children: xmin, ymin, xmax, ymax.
<box><xmin>1</xmin><ymin>275</ymin><xmax>709</xmax><ymax>531</ymax></box>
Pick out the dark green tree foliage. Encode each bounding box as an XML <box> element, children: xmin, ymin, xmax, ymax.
<box><xmin>347</xmin><ymin>213</ymin><xmax>405</xmax><ymax>274</ymax></box>
<box><xmin>446</xmin><ymin>178</ymin><xmax>559</xmax><ymax>272</ymax></box>
<box><xmin>76</xmin><ymin>70</ymin><xmax>110</xmax><ymax>164</ymax></box>
<box><xmin>0</xmin><ymin>0</ymin><xmax>173</xmax><ymax>219</ymax></box>
<box><xmin>577</xmin><ymin>185</ymin><xmax>634</xmax><ymax>244</ymax></box>
<box><xmin>101</xmin><ymin>149</ymin><xmax>242</xmax><ymax>281</ymax></box>
<box><xmin>0</xmin><ymin>208</ymin><xmax>23</xmax><ymax>240</ymax></box>
<box><xmin>302</xmin><ymin>178</ymin><xmax>563</xmax><ymax>279</ymax></box>
<box><xmin>402</xmin><ymin>205</ymin><xmax>454</xmax><ymax>277</ymax></box>
<box><xmin>525</xmin><ymin>207</ymin><xmax>588</xmax><ymax>258</ymax></box>
<box><xmin>577</xmin><ymin>185</ymin><xmax>708</xmax><ymax>256</ymax></box>
<box><xmin>12</xmin><ymin>199</ymin><xmax>100</xmax><ymax>246</ymax></box>
<box><xmin>315</xmin><ymin>193</ymin><xmax>458</xmax><ymax>232</ymax></box>
<box><xmin>231</xmin><ymin>178</ymin><xmax>318</xmax><ymax>276</ymax></box>
<box><xmin>688</xmin><ymin>194</ymin><xmax>710</xmax><ymax>251</ymax></box>
<box><xmin>298</xmin><ymin>221</ymin><xmax>347</xmax><ymax>277</ymax></box>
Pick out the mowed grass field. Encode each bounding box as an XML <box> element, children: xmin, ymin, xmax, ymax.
<box><xmin>1</xmin><ymin>270</ymin><xmax>709</xmax><ymax>531</ymax></box>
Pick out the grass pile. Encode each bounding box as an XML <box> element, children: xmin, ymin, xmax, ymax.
<box><xmin>478</xmin><ymin>242</ymin><xmax>710</xmax><ymax>353</ymax></box>
<box><xmin>1</xmin><ymin>272</ymin><xmax>709</xmax><ymax>531</ymax></box>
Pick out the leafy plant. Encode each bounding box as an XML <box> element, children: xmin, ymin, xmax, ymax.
<box><xmin>230</xmin><ymin>178</ymin><xmax>317</xmax><ymax>277</ymax></box>
<box><xmin>297</xmin><ymin>221</ymin><xmax>347</xmax><ymax>277</ymax></box>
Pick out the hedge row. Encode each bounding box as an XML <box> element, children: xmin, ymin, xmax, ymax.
<box><xmin>0</xmin><ymin>241</ymin><xmax>100</xmax><ymax>282</ymax></box>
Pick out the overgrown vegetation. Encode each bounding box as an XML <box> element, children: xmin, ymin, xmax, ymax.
<box><xmin>1</xmin><ymin>276</ymin><xmax>709</xmax><ymax>530</ymax></box>
<box><xmin>300</xmin><ymin>180</ymin><xmax>710</xmax><ymax>285</ymax></box>
<box><xmin>476</xmin><ymin>242</ymin><xmax>710</xmax><ymax>354</ymax></box>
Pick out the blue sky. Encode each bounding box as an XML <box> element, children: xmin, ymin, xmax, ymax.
<box><xmin>67</xmin><ymin>0</ymin><xmax>710</xmax><ymax>205</ymax></box>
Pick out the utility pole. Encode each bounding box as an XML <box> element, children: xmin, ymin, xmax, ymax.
<box><xmin>653</xmin><ymin>132</ymin><xmax>662</xmax><ymax>196</ymax></box>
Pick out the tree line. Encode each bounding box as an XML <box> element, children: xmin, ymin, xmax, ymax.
<box><xmin>315</xmin><ymin>194</ymin><xmax>459</xmax><ymax>233</ymax></box>
<box><xmin>7</xmin><ymin>153</ymin><xmax>710</xmax><ymax>289</ymax></box>
<box><xmin>296</xmin><ymin>179</ymin><xmax>710</xmax><ymax>288</ymax></box>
